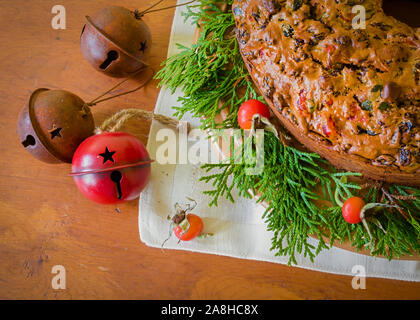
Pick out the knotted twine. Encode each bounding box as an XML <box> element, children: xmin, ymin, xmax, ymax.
<box><xmin>95</xmin><ymin>108</ymin><xmax>190</xmax><ymax>134</ymax></box>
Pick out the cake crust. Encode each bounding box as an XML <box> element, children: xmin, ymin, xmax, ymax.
<box><xmin>233</xmin><ymin>0</ymin><xmax>420</xmax><ymax>184</ymax></box>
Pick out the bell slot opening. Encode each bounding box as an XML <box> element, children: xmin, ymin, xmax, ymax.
<box><xmin>110</xmin><ymin>170</ymin><xmax>123</xmax><ymax>200</ymax></box>
<box><xmin>99</xmin><ymin>50</ymin><xmax>119</xmax><ymax>70</ymax></box>
<box><xmin>22</xmin><ymin>135</ymin><xmax>36</xmax><ymax>148</ymax></box>
<box><xmin>80</xmin><ymin>25</ymin><xmax>86</xmax><ymax>39</ymax></box>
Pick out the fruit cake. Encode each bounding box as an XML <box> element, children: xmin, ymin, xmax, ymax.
<box><xmin>233</xmin><ymin>0</ymin><xmax>420</xmax><ymax>185</ymax></box>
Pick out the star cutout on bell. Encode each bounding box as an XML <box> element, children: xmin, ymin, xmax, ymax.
<box><xmin>48</xmin><ymin>124</ymin><xmax>62</xmax><ymax>139</ymax></box>
<box><xmin>140</xmin><ymin>40</ymin><xmax>147</xmax><ymax>53</ymax></box>
<box><xmin>99</xmin><ymin>147</ymin><xmax>116</xmax><ymax>164</ymax></box>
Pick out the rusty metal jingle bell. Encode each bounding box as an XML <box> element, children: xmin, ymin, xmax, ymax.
<box><xmin>80</xmin><ymin>6</ymin><xmax>152</xmax><ymax>78</ymax></box>
<box><xmin>70</xmin><ymin>132</ymin><xmax>153</xmax><ymax>205</ymax></box>
<box><xmin>17</xmin><ymin>88</ymin><xmax>95</xmax><ymax>164</ymax></box>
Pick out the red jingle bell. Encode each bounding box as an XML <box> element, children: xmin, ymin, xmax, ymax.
<box><xmin>80</xmin><ymin>6</ymin><xmax>152</xmax><ymax>78</ymax></box>
<box><xmin>71</xmin><ymin>132</ymin><xmax>152</xmax><ymax>204</ymax></box>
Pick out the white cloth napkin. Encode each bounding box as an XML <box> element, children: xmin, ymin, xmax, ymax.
<box><xmin>139</xmin><ymin>2</ymin><xmax>420</xmax><ymax>281</ymax></box>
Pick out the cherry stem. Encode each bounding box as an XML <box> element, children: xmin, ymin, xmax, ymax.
<box><xmin>161</xmin><ymin>223</ymin><xmax>173</xmax><ymax>250</ymax></box>
<box><xmin>162</xmin><ymin>199</ymin><xmax>196</xmax><ymax>248</ymax></box>
<box><xmin>185</xmin><ymin>197</ymin><xmax>197</xmax><ymax>211</ymax></box>
<box><xmin>334</xmin><ymin>176</ymin><xmax>348</xmax><ymax>207</ymax></box>
<box><xmin>250</xmin><ymin>114</ymin><xmax>279</xmax><ymax>138</ymax></box>
<box><xmin>360</xmin><ymin>202</ymin><xmax>400</xmax><ymax>248</ymax></box>
<box><xmin>334</xmin><ymin>190</ymin><xmax>344</xmax><ymax>207</ymax></box>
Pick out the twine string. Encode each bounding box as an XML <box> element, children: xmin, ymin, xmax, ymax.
<box><xmin>134</xmin><ymin>0</ymin><xmax>196</xmax><ymax>18</ymax></box>
<box><xmin>96</xmin><ymin>108</ymin><xmax>190</xmax><ymax>134</ymax></box>
<box><xmin>80</xmin><ymin>67</ymin><xmax>154</xmax><ymax>116</ymax></box>
<box><xmin>88</xmin><ymin>66</ymin><xmax>154</xmax><ymax>105</ymax></box>
<box><xmin>135</xmin><ymin>0</ymin><xmax>164</xmax><ymax>17</ymax></box>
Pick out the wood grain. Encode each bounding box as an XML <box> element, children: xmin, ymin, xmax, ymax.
<box><xmin>0</xmin><ymin>0</ymin><xmax>419</xmax><ymax>300</ymax></box>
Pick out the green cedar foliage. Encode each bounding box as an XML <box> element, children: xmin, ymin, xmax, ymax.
<box><xmin>156</xmin><ymin>0</ymin><xmax>420</xmax><ymax>264</ymax></box>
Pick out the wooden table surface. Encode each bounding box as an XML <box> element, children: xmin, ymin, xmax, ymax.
<box><xmin>0</xmin><ymin>0</ymin><xmax>419</xmax><ymax>300</ymax></box>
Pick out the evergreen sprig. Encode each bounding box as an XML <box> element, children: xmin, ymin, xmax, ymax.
<box><xmin>156</xmin><ymin>0</ymin><xmax>256</xmax><ymax>129</ymax></box>
<box><xmin>156</xmin><ymin>0</ymin><xmax>420</xmax><ymax>264</ymax></box>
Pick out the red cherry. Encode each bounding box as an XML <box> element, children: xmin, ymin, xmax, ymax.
<box><xmin>174</xmin><ymin>214</ymin><xmax>203</xmax><ymax>241</ymax></box>
<box><xmin>342</xmin><ymin>197</ymin><xmax>366</xmax><ymax>224</ymax></box>
<box><xmin>322</xmin><ymin>116</ymin><xmax>337</xmax><ymax>138</ymax></box>
<box><xmin>238</xmin><ymin>99</ymin><xmax>271</xmax><ymax>130</ymax></box>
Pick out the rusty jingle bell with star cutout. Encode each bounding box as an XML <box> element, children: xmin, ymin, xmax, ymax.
<box><xmin>70</xmin><ymin>132</ymin><xmax>153</xmax><ymax>204</ymax></box>
<box><xmin>80</xmin><ymin>5</ymin><xmax>151</xmax><ymax>78</ymax></box>
<box><xmin>17</xmin><ymin>88</ymin><xmax>95</xmax><ymax>163</ymax></box>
